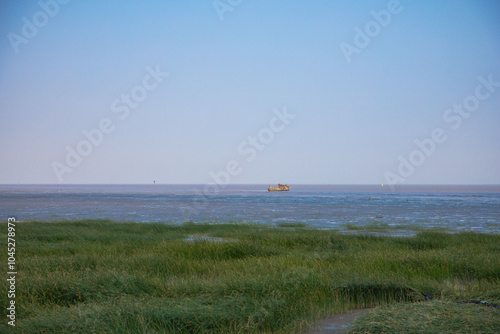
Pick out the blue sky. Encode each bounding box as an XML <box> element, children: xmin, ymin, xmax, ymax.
<box><xmin>1</xmin><ymin>0</ymin><xmax>499</xmax><ymax>184</ymax></box>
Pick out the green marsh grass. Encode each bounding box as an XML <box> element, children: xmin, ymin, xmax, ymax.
<box><xmin>350</xmin><ymin>300</ymin><xmax>500</xmax><ymax>333</ymax></box>
<box><xmin>1</xmin><ymin>220</ymin><xmax>499</xmax><ymax>333</ymax></box>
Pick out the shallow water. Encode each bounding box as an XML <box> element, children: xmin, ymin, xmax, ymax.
<box><xmin>1</xmin><ymin>184</ymin><xmax>499</xmax><ymax>233</ymax></box>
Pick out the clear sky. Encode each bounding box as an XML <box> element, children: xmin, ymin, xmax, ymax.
<box><xmin>1</xmin><ymin>0</ymin><xmax>499</xmax><ymax>185</ymax></box>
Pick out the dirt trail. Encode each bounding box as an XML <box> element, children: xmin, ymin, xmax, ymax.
<box><xmin>305</xmin><ymin>309</ymin><xmax>371</xmax><ymax>334</ymax></box>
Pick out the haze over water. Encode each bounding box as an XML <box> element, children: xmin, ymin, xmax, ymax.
<box><xmin>2</xmin><ymin>184</ymin><xmax>499</xmax><ymax>233</ymax></box>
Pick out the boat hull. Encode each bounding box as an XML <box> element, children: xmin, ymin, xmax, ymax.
<box><xmin>268</xmin><ymin>185</ymin><xmax>291</xmax><ymax>191</ymax></box>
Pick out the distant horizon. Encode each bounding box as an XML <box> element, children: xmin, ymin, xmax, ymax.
<box><xmin>2</xmin><ymin>183</ymin><xmax>499</xmax><ymax>187</ymax></box>
<box><xmin>1</xmin><ymin>182</ymin><xmax>500</xmax><ymax>185</ymax></box>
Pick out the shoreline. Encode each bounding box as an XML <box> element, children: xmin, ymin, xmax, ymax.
<box><xmin>10</xmin><ymin>218</ymin><xmax>500</xmax><ymax>236</ymax></box>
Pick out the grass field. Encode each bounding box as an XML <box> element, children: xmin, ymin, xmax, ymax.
<box><xmin>1</xmin><ymin>220</ymin><xmax>499</xmax><ymax>333</ymax></box>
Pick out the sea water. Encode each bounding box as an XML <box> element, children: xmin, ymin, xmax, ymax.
<box><xmin>1</xmin><ymin>184</ymin><xmax>499</xmax><ymax>233</ymax></box>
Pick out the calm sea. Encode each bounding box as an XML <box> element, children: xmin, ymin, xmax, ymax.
<box><xmin>1</xmin><ymin>184</ymin><xmax>499</xmax><ymax>233</ymax></box>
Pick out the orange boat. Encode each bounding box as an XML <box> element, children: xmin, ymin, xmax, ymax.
<box><xmin>268</xmin><ymin>184</ymin><xmax>291</xmax><ymax>191</ymax></box>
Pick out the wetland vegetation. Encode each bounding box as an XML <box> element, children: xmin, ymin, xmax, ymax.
<box><xmin>1</xmin><ymin>220</ymin><xmax>499</xmax><ymax>333</ymax></box>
